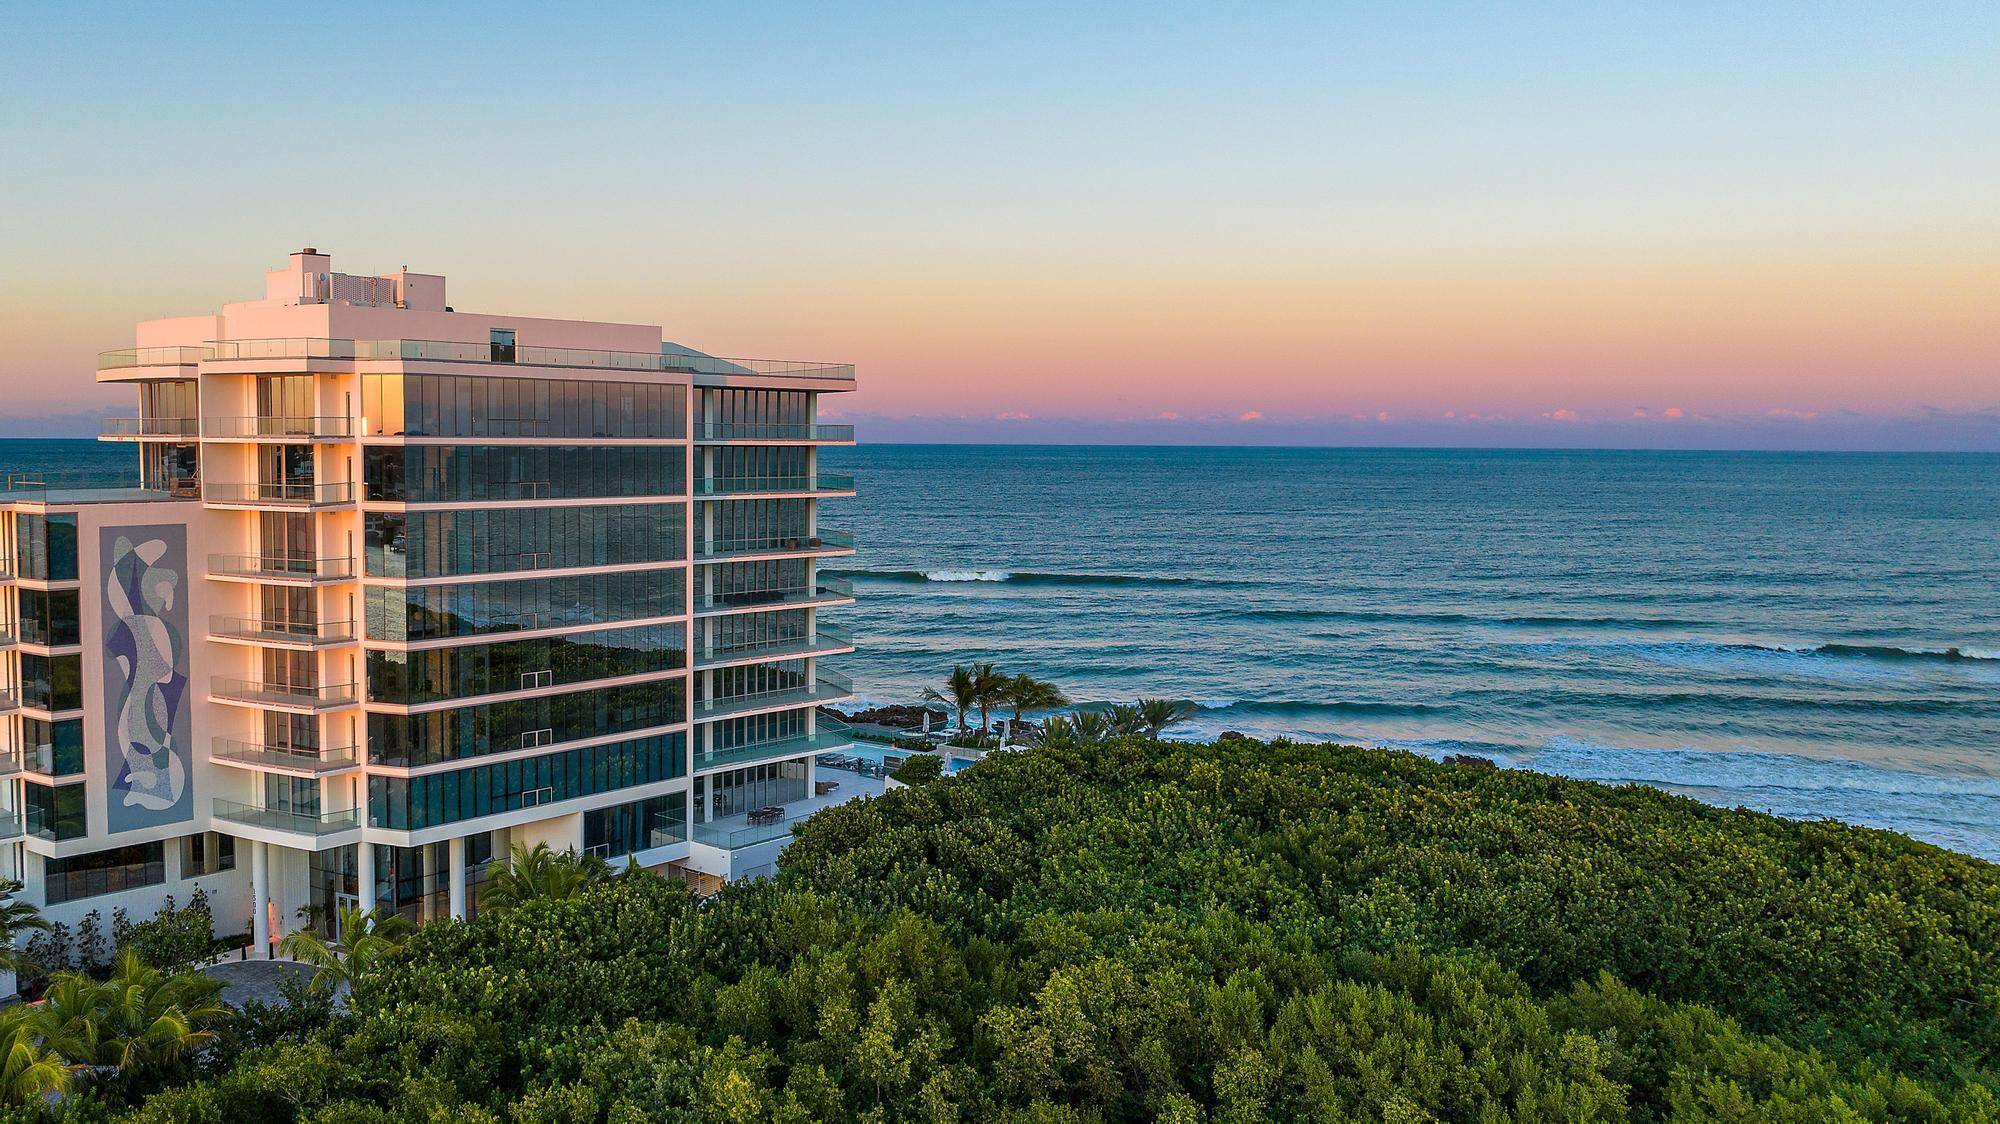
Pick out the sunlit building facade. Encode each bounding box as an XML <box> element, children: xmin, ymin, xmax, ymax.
<box><xmin>0</xmin><ymin>250</ymin><xmax>857</xmax><ymax>970</ymax></box>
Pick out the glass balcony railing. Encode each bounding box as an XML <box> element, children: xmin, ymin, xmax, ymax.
<box><xmin>0</xmin><ymin>690</ymin><xmax>18</xmax><ymax>713</ymax></box>
<box><xmin>203</xmin><ymin>416</ymin><xmax>354</xmax><ymax>439</ymax></box>
<box><xmin>698</xmin><ymin>672</ymin><xmax>853</xmax><ymax>721</ymax></box>
<box><xmin>209</xmin><ymin>338</ymin><xmax>359</xmax><ymax>361</ymax></box>
<box><xmin>695</xmin><ymin>528</ymin><xmax>854</xmax><ymax>560</ymax></box>
<box><xmin>208</xmin><ymin>615</ymin><xmax>356</xmax><ymax>643</ymax></box>
<box><xmin>97</xmin><ymin>346</ymin><xmax>206</xmax><ymax>369</ymax></box>
<box><xmin>696</xmin><ymin>624</ymin><xmax>854</xmax><ymax>667</ymax></box>
<box><xmin>193</xmin><ymin>337</ymin><xmax>855</xmax><ymax>380</ymax></box>
<box><xmin>692</xmin><ymin>719</ymin><xmax>855</xmax><ymax>772</ymax></box>
<box><xmin>203</xmin><ymin>481</ymin><xmax>354</xmax><ymax>506</ymax></box>
<box><xmin>0</xmin><ymin>814</ymin><xmax>22</xmax><ymax>843</ymax></box>
<box><xmin>210</xmin><ymin>677</ymin><xmax>357</xmax><ymax>708</ymax></box>
<box><xmin>210</xmin><ymin>738</ymin><xmax>358</xmax><ymax>772</ymax></box>
<box><xmin>24</xmin><ymin>741</ymin><xmax>82</xmax><ymax>778</ymax></box>
<box><xmin>16</xmin><ymin>620</ymin><xmax>80</xmax><ymax>648</ymax></box>
<box><xmin>692</xmin><ymin>816</ymin><xmax>801</xmax><ymax>850</ymax></box>
<box><xmin>695</xmin><ymin>576</ymin><xmax>855</xmax><ymax>614</ymax></box>
<box><xmin>692</xmin><ymin>422</ymin><xmax>856</xmax><ymax>442</ymax></box>
<box><xmin>693</xmin><ymin>474</ymin><xmax>855</xmax><ymax>497</ymax></box>
<box><xmin>208</xmin><ymin>553</ymin><xmax>355</xmax><ymax>581</ymax></box>
<box><xmin>99</xmin><ymin>417</ymin><xmax>199</xmax><ymax>439</ymax></box>
<box><xmin>212</xmin><ymin>799</ymin><xmax>361</xmax><ymax>835</ymax></box>
<box><xmin>0</xmin><ymin>748</ymin><xmax>21</xmax><ymax>778</ymax></box>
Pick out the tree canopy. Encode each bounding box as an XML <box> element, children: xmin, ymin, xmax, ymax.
<box><xmin>117</xmin><ymin>736</ymin><xmax>2000</xmax><ymax>1121</ymax></box>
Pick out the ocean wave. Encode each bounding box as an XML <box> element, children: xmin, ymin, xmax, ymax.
<box><xmin>829</xmin><ymin>568</ymin><xmax>1245</xmax><ymax>589</ymax></box>
<box><xmin>1238</xmin><ymin>606</ymin><xmax>1713</xmax><ymax>630</ymax></box>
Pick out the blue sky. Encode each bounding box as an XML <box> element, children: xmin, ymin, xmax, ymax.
<box><xmin>2</xmin><ymin>3</ymin><xmax>1995</xmax><ymax>449</ymax></box>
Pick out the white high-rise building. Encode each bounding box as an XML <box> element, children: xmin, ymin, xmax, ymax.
<box><xmin>2</xmin><ymin>250</ymin><xmax>859</xmax><ymax>974</ymax></box>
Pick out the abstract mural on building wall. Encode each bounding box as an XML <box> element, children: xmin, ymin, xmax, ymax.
<box><xmin>101</xmin><ymin>524</ymin><xmax>193</xmax><ymax>832</ymax></box>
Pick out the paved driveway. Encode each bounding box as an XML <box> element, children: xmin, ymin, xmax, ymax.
<box><xmin>201</xmin><ymin>959</ymin><xmax>316</xmax><ymax>1007</ymax></box>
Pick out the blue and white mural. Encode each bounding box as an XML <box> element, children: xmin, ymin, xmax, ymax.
<box><xmin>101</xmin><ymin>524</ymin><xmax>193</xmax><ymax>832</ymax></box>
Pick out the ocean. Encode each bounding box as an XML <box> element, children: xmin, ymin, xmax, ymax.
<box><xmin>13</xmin><ymin>439</ymin><xmax>1997</xmax><ymax>860</ymax></box>
<box><xmin>816</xmin><ymin>444</ymin><xmax>2000</xmax><ymax>861</ymax></box>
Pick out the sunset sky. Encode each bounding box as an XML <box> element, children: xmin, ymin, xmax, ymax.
<box><xmin>2</xmin><ymin>3</ymin><xmax>1994</xmax><ymax>449</ymax></box>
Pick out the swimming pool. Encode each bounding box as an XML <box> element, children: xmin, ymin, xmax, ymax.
<box><xmin>841</xmin><ymin>742</ymin><xmax>978</xmax><ymax>774</ymax></box>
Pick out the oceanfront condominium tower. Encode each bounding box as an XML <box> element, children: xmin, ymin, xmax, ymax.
<box><xmin>2</xmin><ymin>250</ymin><xmax>857</xmax><ymax>971</ymax></box>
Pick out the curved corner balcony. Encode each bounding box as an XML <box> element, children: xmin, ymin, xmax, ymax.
<box><xmin>203</xmin><ymin>481</ymin><xmax>355</xmax><ymax>508</ymax></box>
<box><xmin>694</xmin><ymin>473</ymin><xmax>855</xmax><ymax>499</ymax></box>
<box><xmin>210</xmin><ymin>676</ymin><xmax>358</xmax><ymax>710</ymax></box>
<box><xmin>692</xmin><ymin>422</ymin><xmax>856</xmax><ymax>444</ymax></box>
<box><xmin>208</xmin><ymin>553</ymin><xmax>356</xmax><ymax>583</ymax></box>
<box><xmin>203</xmin><ymin>416</ymin><xmax>354</xmax><ymax>441</ymax></box>
<box><xmin>694</xmin><ymin>528</ymin><xmax>854</xmax><ymax>563</ymax></box>
<box><xmin>97</xmin><ymin>346</ymin><xmax>206</xmax><ymax>371</ymax></box>
<box><xmin>99</xmin><ymin>418</ymin><xmax>198</xmax><ymax>441</ymax></box>
<box><xmin>208</xmin><ymin>614</ymin><xmax>356</xmax><ymax>646</ymax></box>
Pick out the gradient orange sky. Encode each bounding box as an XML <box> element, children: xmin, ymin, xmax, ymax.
<box><xmin>2</xmin><ymin>4</ymin><xmax>1994</xmax><ymax>448</ymax></box>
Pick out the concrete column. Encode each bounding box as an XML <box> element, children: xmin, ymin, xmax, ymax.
<box><xmin>250</xmin><ymin>841</ymin><xmax>269</xmax><ymax>958</ymax></box>
<box><xmin>356</xmin><ymin>839</ymin><xmax>376</xmax><ymax>913</ymax></box>
<box><xmin>450</xmin><ymin>836</ymin><xmax>468</xmax><ymax>916</ymax></box>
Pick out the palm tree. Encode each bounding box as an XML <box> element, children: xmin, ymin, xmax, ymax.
<box><xmin>920</xmin><ymin>665</ymin><xmax>979</xmax><ymax>732</ymax></box>
<box><xmin>0</xmin><ymin>879</ymin><xmax>50</xmax><ymax>978</ymax></box>
<box><xmin>277</xmin><ymin>906</ymin><xmax>415</xmax><ymax>995</ymax></box>
<box><xmin>1071</xmin><ymin>710</ymin><xmax>1112</xmax><ymax>742</ymax></box>
<box><xmin>970</xmin><ymin>662</ymin><xmax>1007</xmax><ymax>735</ymax></box>
<box><xmin>23</xmin><ymin>951</ymin><xmax>226</xmax><ymax>1097</ymax></box>
<box><xmin>1001</xmin><ymin>674</ymin><xmax>1070</xmax><ymax>731</ymax></box>
<box><xmin>1136</xmin><ymin>697</ymin><xmax>1199</xmax><ymax>737</ymax></box>
<box><xmin>1039</xmin><ymin>715</ymin><xmax>1079</xmax><ymax>747</ymax></box>
<box><xmin>479</xmin><ymin>842</ymin><xmax>612</xmax><ymax>914</ymax></box>
<box><xmin>1106</xmin><ymin>703</ymin><xmax>1146</xmax><ymax>737</ymax></box>
<box><xmin>0</xmin><ymin>1008</ymin><xmax>76</xmax><ymax>1104</ymax></box>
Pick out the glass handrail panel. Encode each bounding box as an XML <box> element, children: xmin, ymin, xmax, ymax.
<box><xmin>207</xmin><ymin>554</ymin><xmax>355</xmax><ymax>579</ymax></box>
<box><xmin>98</xmin><ymin>346</ymin><xmax>207</xmax><ymax>369</ymax></box>
<box><xmin>211</xmin><ymin>739</ymin><xmax>358</xmax><ymax>769</ymax></box>
<box><xmin>202</xmin><ymin>416</ymin><xmax>354</xmax><ymax>438</ymax></box>
<box><xmin>99</xmin><ymin>417</ymin><xmax>199</xmax><ymax>437</ymax></box>
<box><xmin>212</xmin><ymin>798</ymin><xmax>361</xmax><ymax>833</ymax></box>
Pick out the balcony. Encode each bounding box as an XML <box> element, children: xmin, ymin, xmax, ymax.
<box><xmin>697</xmin><ymin>673</ymin><xmax>852</xmax><ymax>723</ymax></box>
<box><xmin>99</xmin><ymin>417</ymin><xmax>199</xmax><ymax>441</ymax></box>
<box><xmin>692</xmin><ymin>719</ymin><xmax>855</xmax><ymax>772</ymax></box>
<box><xmin>0</xmin><ymin>814</ymin><xmax>21</xmax><ymax>843</ymax></box>
<box><xmin>693</xmin><ymin>422</ymin><xmax>855</xmax><ymax>443</ymax></box>
<box><xmin>210</xmin><ymin>677</ymin><xmax>358</xmax><ymax>709</ymax></box>
<box><xmin>695</xmin><ymin>576</ymin><xmax>854</xmax><ymax>617</ymax></box>
<box><xmin>17</xmin><ymin>620</ymin><xmax>80</xmax><ymax>649</ymax></box>
<box><xmin>208</xmin><ymin>614</ymin><xmax>356</xmax><ymax>646</ymax></box>
<box><xmin>212</xmin><ymin>798</ymin><xmax>361</xmax><ymax>837</ymax></box>
<box><xmin>694</xmin><ymin>474</ymin><xmax>855</xmax><ymax>498</ymax></box>
<box><xmin>190</xmin><ymin>337</ymin><xmax>853</xmax><ymax>381</ymax></box>
<box><xmin>696</xmin><ymin>624</ymin><xmax>855</xmax><ymax>669</ymax></box>
<box><xmin>694</xmin><ymin>528</ymin><xmax>854</xmax><ymax>563</ymax></box>
<box><xmin>203</xmin><ymin>416</ymin><xmax>354</xmax><ymax>440</ymax></box>
<box><xmin>202</xmin><ymin>481</ymin><xmax>355</xmax><ymax>508</ymax></box>
<box><xmin>97</xmin><ymin>346</ymin><xmax>206</xmax><ymax>370</ymax></box>
<box><xmin>210</xmin><ymin>738</ymin><xmax>359</xmax><ymax>774</ymax></box>
<box><xmin>23</xmin><ymin>741</ymin><xmax>81</xmax><ymax>779</ymax></box>
<box><xmin>690</xmin><ymin>757</ymin><xmax>885</xmax><ymax>850</ymax></box>
<box><xmin>0</xmin><ymin>748</ymin><xmax>21</xmax><ymax>778</ymax></box>
<box><xmin>0</xmin><ymin>689</ymin><xmax>18</xmax><ymax>714</ymax></box>
<box><xmin>208</xmin><ymin>553</ymin><xmax>356</xmax><ymax>582</ymax></box>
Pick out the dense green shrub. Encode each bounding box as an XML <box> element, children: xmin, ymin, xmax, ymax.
<box><xmin>120</xmin><ymin>737</ymin><xmax>2000</xmax><ymax>1120</ymax></box>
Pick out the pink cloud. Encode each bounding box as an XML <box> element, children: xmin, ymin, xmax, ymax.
<box><xmin>1238</xmin><ymin>410</ymin><xmax>1264</xmax><ymax>422</ymax></box>
<box><xmin>1663</xmin><ymin>407</ymin><xmax>1685</xmax><ymax>419</ymax></box>
<box><xmin>1765</xmin><ymin>407</ymin><xmax>1820</xmax><ymax>421</ymax></box>
<box><xmin>1545</xmin><ymin>408</ymin><xmax>1581</xmax><ymax>422</ymax></box>
<box><xmin>995</xmin><ymin>411</ymin><xmax>1032</xmax><ymax>421</ymax></box>
<box><xmin>1376</xmin><ymin>410</ymin><xmax>1392</xmax><ymax>422</ymax></box>
<box><xmin>1631</xmin><ymin>406</ymin><xmax>1650</xmax><ymax>418</ymax></box>
<box><xmin>1153</xmin><ymin>411</ymin><xmax>1182</xmax><ymax>421</ymax></box>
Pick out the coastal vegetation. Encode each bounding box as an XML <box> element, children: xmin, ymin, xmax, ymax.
<box><xmin>91</xmin><ymin>733</ymin><xmax>1998</xmax><ymax>1121</ymax></box>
